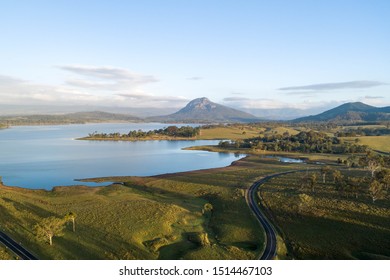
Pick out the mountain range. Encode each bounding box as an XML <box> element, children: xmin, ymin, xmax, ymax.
<box><xmin>293</xmin><ymin>102</ymin><xmax>390</xmax><ymax>122</ymax></box>
<box><xmin>1</xmin><ymin>98</ymin><xmax>389</xmax><ymax>124</ymax></box>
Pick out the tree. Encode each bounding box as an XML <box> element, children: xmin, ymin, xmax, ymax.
<box><xmin>369</xmin><ymin>180</ymin><xmax>385</xmax><ymax>203</ymax></box>
<box><xmin>333</xmin><ymin>170</ymin><xmax>345</xmax><ymax>196</ymax></box>
<box><xmin>367</xmin><ymin>159</ymin><xmax>381</xmax><ymax>178</ymax></box>
<box><xmin>359</xmin><ymin>154</ymin><xmax>383</xmax><ymax>177</ymax></box>
<box><xmin>320</xmin><ymin>166</ymin><xmax>332</xmax><ymax>183</ymax></box>
<box><xmin>347</xmin><ymin>177</ymin><xmax>361</xmax><ymax>199</ymax></box>
<box><xmin>65</xmin><ymin>212</ymin><xmax>77</xmax><ymax>232</ymax></box>
<box><xmin>34</xmin><ymin>217</ymin><xmax>65</xmax><ymax>246</ymax></box>
<box><xmin>309</xmin><ymin>173</ymin><xmax>317</xmax><ymax>193</ymax></box>
<box><xmin>333</xmin><ymin>170</ymin><xmax>343</xmax><ymax>183</ymax></box>
<box><xmin>375</xmin><ymin>168</ymin><xmax>390</xmax><ymax>191</ymax></box>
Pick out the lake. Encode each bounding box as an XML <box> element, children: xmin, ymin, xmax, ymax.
<box><xmin>0</xmin><ymin>123</ymin><xmax>243</xmax><ymax>190</ymax></box>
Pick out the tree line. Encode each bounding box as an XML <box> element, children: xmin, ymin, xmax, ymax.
<box><xmin>336</xmin><ymin>127</ymin><xmax>390</xmax><ymax>137</ymax></box>
<box><xmin>219</xmin><ymin>130</ymin><xmax>369</xmax><ymax>154</ymax></box>
<box><xmin>86</xmin><ymin>125</ymin><xmax>200</xmax><ymax>139</ymax></box>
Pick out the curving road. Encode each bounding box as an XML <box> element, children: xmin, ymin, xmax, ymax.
<box><xmin>0</xmin><ymin>231</ymin><xmax>38</xmax><ymax>260</ymax></box>
<box><xmin>246</xmin><ymin>170</ymin><xmax>305</xmax><ymax>260</ymax></box>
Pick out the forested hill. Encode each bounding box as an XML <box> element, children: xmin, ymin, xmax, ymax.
<box><xmin>294</xmin><ymin>102</ymin><xmax>390</xmax><ymax>123</ymax></box>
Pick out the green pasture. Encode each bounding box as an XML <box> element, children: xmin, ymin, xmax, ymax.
<box><xmin>260</xmin><ymin>170</ymin><xmax>390</xmax><ymax>259</ymax></box>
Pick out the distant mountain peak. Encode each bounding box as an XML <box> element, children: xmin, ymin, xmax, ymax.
<box><xmin>338</xmin><ymin>102</ymin><xmax>376</xmax><ymax>111</ymax></box>
<box><xmin>149</xmin><ymin>97</ymin><xmax>259</xmax><ymax>123</ymax></box>
<box><xmin>181</xmin><ymin>97</ymin><xmax>217</xmax><ymax>112</ymax></box>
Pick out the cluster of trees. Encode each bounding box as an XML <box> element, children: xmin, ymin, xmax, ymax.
<box><xmin>300</xmin><ymin>165</ymin><xmax>389</xmax><ymax>203</ymax></box>
<box><xmin>34</xmin><ymin>212</ymin><xmax>76</xmax><ymax>246</ymax></box>
<box><xmin>87</xmin><ymin>126</ymin><xmax>200</xmax><ymax>139</ymax></box>
<box><xmin>337</xmin><ymin>153</ymin><xmax>389</xmax><ymax>202</ymax></box>
<box><xmin>219</xmin><ymin>130</ymin><xmax>369</xmax><ymax>154</ymax></box>
<box><xmin>340</xmin><ymin>152</ymin><xmax>390</xmax><ymax>170</ymax></box>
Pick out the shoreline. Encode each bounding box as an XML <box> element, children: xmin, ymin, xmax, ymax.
<box><xmin>0</xmin><ymin>153</ymin><xmax>249</xmax><ymax>192</ymax></box>
<box><xmin>0</xmin><ymin>146</ymin><xmax>341</xmax><ymax>192</ymax></box>
<box><xmin>77</xmin><ymin>136</ymin><xmax>199</xmax><ymax>141</ymax></box>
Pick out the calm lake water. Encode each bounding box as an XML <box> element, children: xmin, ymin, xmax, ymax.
<box><xmin>0</xmin><ymin>123</ymin><xmax>243</xmax><ymax>190</ymax></box>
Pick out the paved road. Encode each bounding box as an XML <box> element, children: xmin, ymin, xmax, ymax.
<box><xmin>0</xmin><ymin>231</ymin><xmax>38</xmax><ymax>260</ymax></box>
<box><xmin>246</xmin><ymin>170</ymin><xmax>305</xmax><ymax>260</ymax></box>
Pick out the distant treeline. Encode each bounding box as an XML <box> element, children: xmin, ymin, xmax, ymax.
<box><xmin>86</xmin><ymin>126</ymin><xmax>200</xmax><ymax>139</ymax></box>
<box><xmin>219</xmin><ymin>130</ymin><xmax>369</xmax><ymax>154</ymax></box>
<box><xmin>0</xmin><ymin>111</ymin><xmax>139</xmax><ymax>126</ymax></box>
<box><xmin>336</xmin><ymin>127</ymin><xmax>390</xmax><ymax>137</ymax></box>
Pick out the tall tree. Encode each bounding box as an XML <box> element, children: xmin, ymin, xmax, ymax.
<box><xmin>359</xmin><ymin>153</ymin><xmax>383</xmax><ymax>177</ymax></box>
<box><xmin>320</xmin><ymin>166</ymin><xmax>332</xmax><ymax>183</ymax></box>
<box><xmin>34</xmin><ymin>217</ymin><xmax>65</xmax><ymax>246</ymax></box>
<box><xmin>309</xmin><ymin>173</ymin><xmax>317</xmax><ymax>193</ymax></box>
<box><xmin>375</xmin><ymin>168</ymin><xmax>390</xmax><ymax>191</ymax></box>
<box><xmin>367</xmin><ymin>159</ymin><xmax>381</xmax><ymax>178</ymax></box>
<box><xmin>368</xmin><ymin>180</ymin><xmax>385</xmax><ymax>203</ymax></box>
<box><xmin>65</xmin><ymin>212</ymin><xmax>77</xmax><ymax>232</ymax></box>
<box><xmin>347</xmin><ymin>177</ymin><xmax>361</xmax><ymax>199</ymax></box>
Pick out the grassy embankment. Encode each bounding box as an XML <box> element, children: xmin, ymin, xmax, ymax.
<box><xmin>260</xmin><ymin>170</ymin><xmax>390</xmax><ymax>259</ymax></box>
<box><xmin>0</xmin><ymin>156</ymin><xmax>313</xmax><ymax>260</ymax></box>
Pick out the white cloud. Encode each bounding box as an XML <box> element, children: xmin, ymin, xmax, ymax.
<box><xmin>59</xmin><ymin>65</ymin><xmax>158</xmax><ymax>84</ymax></box>
<box><xmin>0</xmin><ymin>66</ymin><xmax>188</xmax><ymax>108</ymax></box>
<box><xmin>59</xmin><ymin>65</ymin><xmax>158</xmax><ymax>93</ymax></box>
<box><xmin>279</xmin><ymin>80</ymin><xmax>387</xmax><ymax>93</ymax></box>
<box><xmin>364</xmin><ymin>95</ymin><xmax>384</xmax><ymax>99</ymax></box>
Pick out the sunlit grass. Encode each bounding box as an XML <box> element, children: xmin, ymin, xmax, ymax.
<box><xmin>197</xmin><ymin>126</ymin><xmax>262</xmax><ymax>140</ymax></box>
<box><xmin>347</xmin><ymin>136</ymin><xmax>390</xmax><ymax>152</ymax></box>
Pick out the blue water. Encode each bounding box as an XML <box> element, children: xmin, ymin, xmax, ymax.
<box><xmin>265</xmin><ymin>155</ymin><xmax>305</xmax><ymax>163</ymax></box>
<box><xmin>0</xmin><ymin>123</ymin><xmax>243</xmax><ymax>189</ymax></box>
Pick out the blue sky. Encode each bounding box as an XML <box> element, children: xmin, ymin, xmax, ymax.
<box><xmin>0</xmin><ymin>0</ymin><xmax>389</xmax><ymax>112</ymax></box>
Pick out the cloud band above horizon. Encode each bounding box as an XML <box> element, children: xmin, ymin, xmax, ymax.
<box><xmin>279</xmin><ymin>80</ymin><xmax>387</xmax><ymax>92</ymax></box>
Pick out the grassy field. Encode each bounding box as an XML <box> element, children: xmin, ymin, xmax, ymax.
<box><xmin>260</xmin><ymin>169</ymin><xmax>390</xmax><ymax>259</ymax></box>
<box><xmin>197</xmin><ymin>125</ymin><xmax>263</xmax><ymax>140</ymax></box>
<box><xmin>342</xmin><ymin>136</ymin><xmax>390</xmax><ymax>152</ymax></box>
<box><xmin>0</xmin><ymin>156</ymin><xmax>313</xmax><ymax>260</ymax></box>
<box><xmin>0</xmin><ymin>245</ymin><xmax>16</xmax><ymax>260</ymax></box>
<box><xmin>263</xmin><ymin>126</ymin><xmax>300</xmax><ymax>136</ymax></box>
